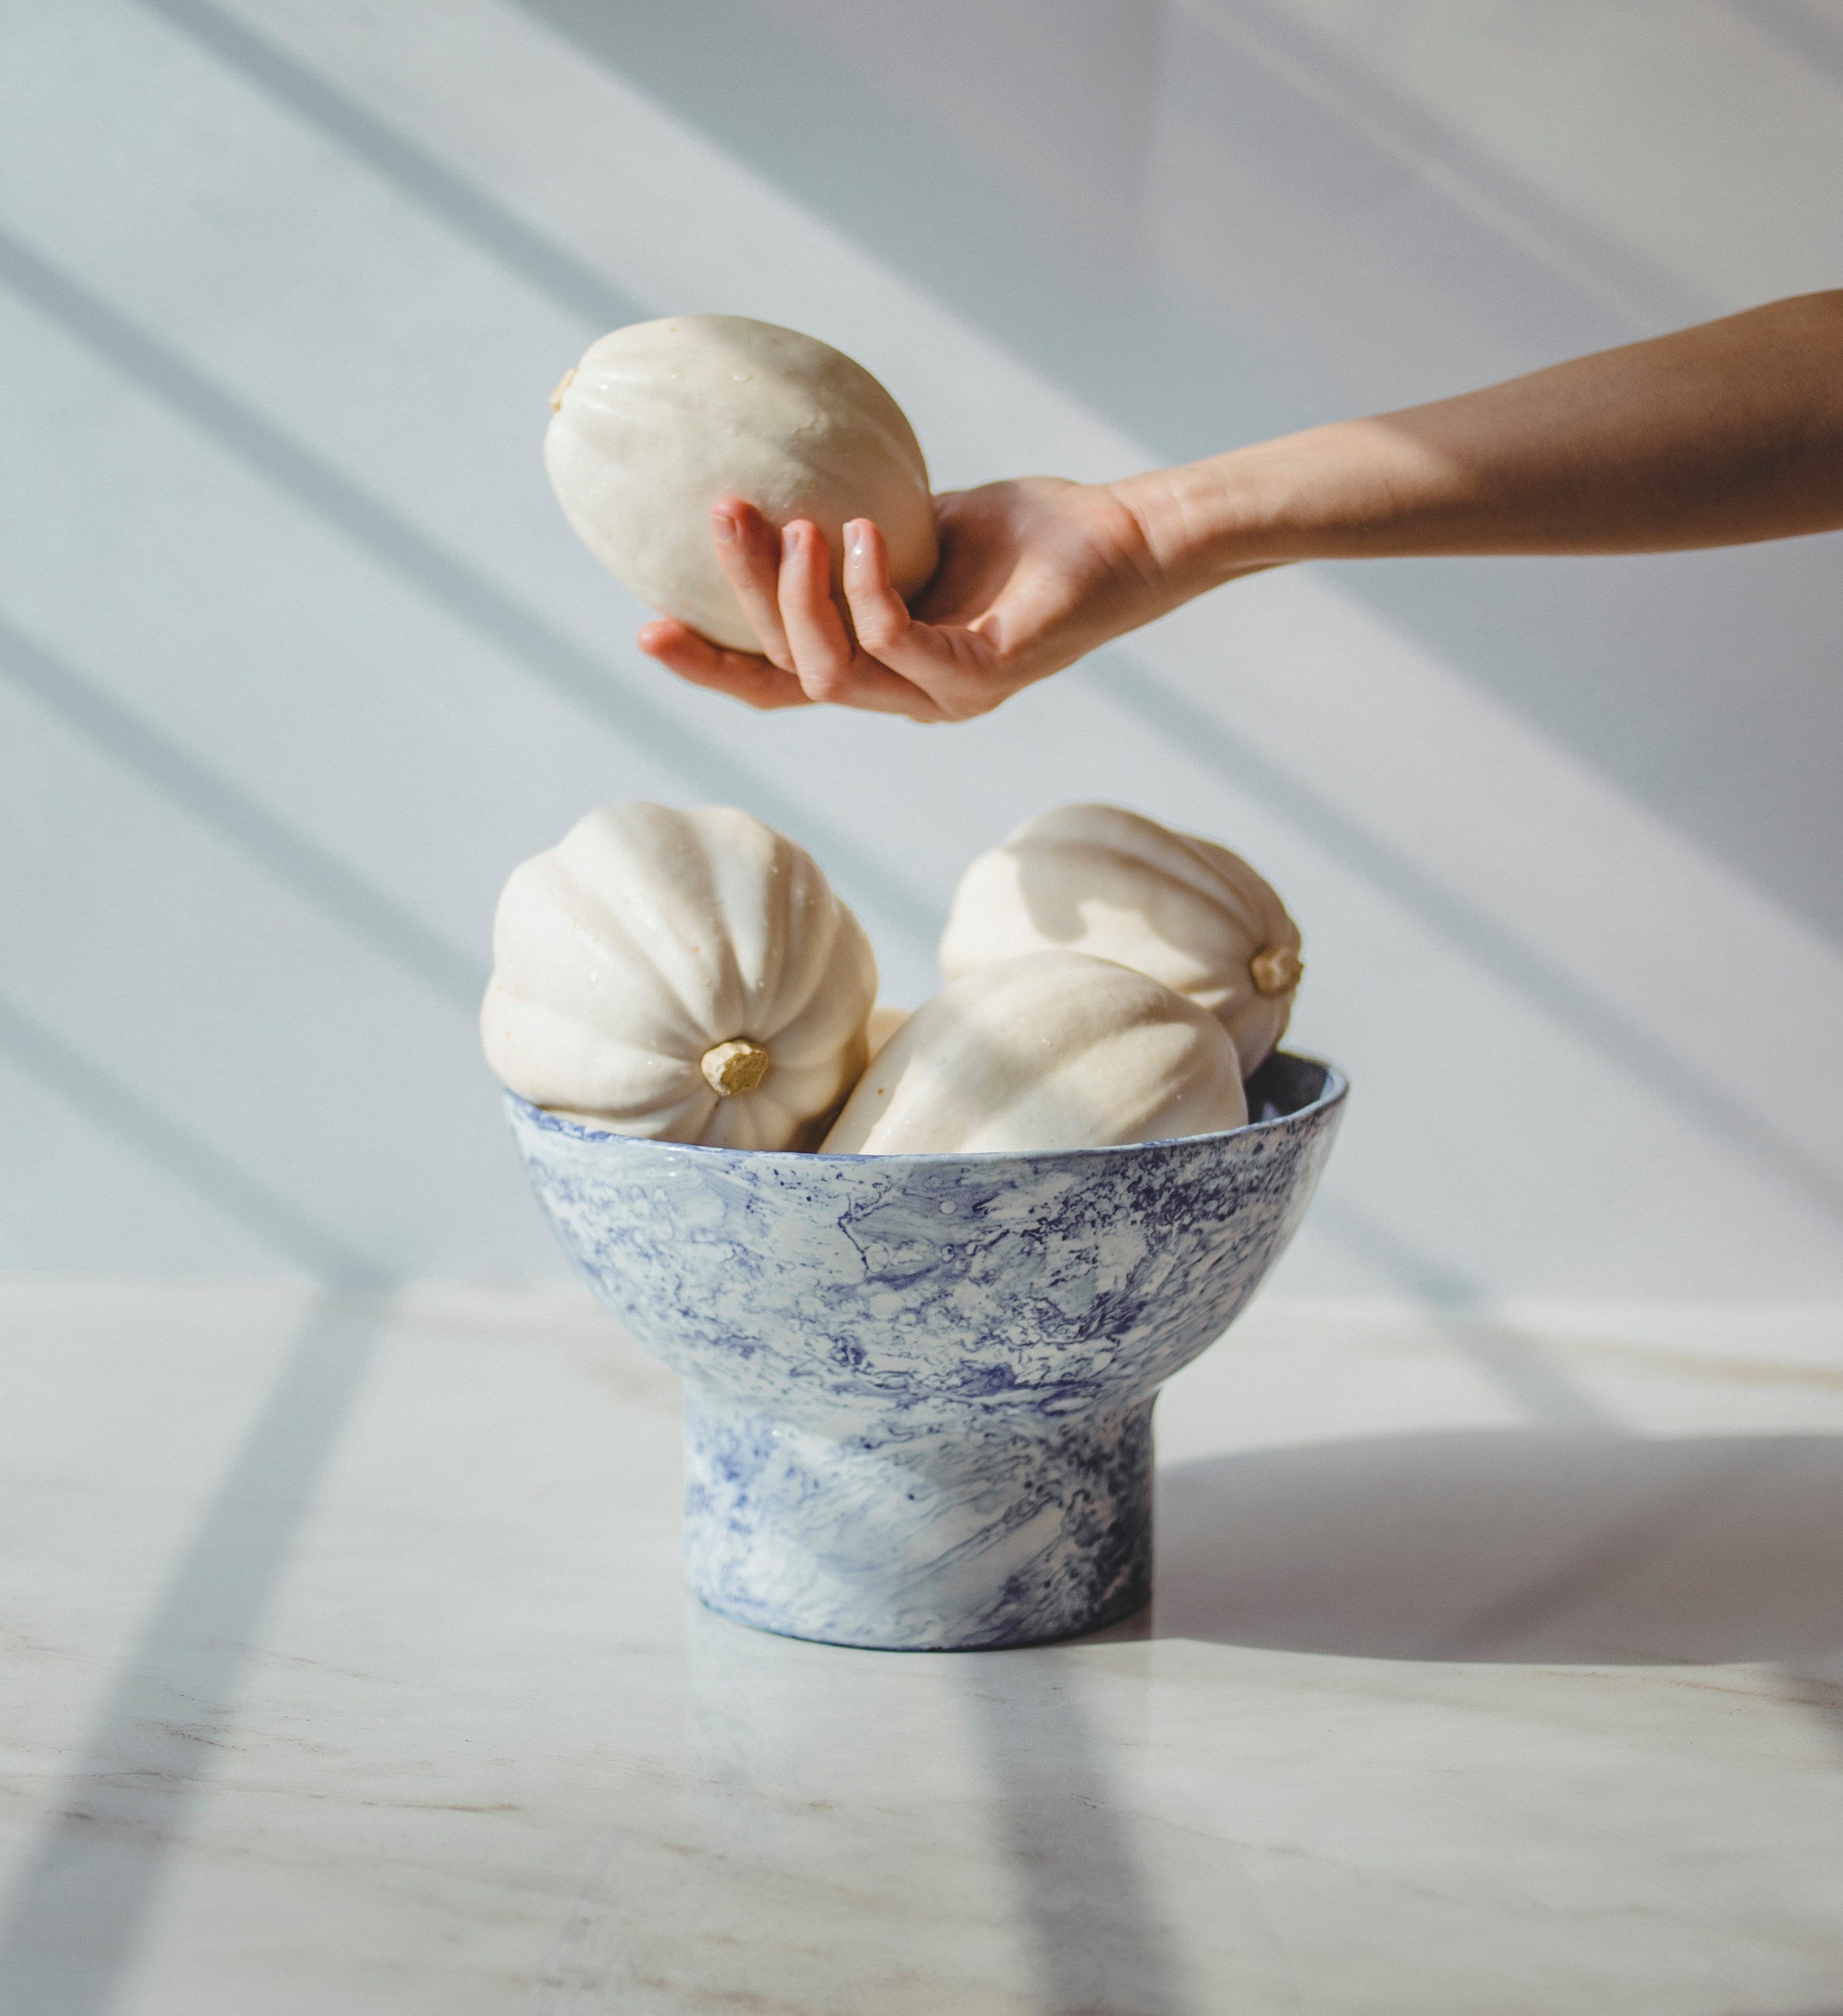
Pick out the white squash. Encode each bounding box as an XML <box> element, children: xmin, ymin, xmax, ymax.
<box><xmin>545</xmin><ymin>315</ymin><xmax>938</xmax><ymax>653</ymax></box>
<box><xmin>938</xmin><ymin>804</ymin><xmax>1303</xmax><ymax>1075</ymax></box>
<box><xmin>821</xmin><ymin>951</ymin><xmax>1246</xmax><ymax>1155</ymax></box>
<box><xmin>482</xmin><ymin>803</ymin><xmax>877</xmax><ymax>1150</ymax></box>
<box><xmin>865</xmin><ymin>1003</ymin><xmax>910</xmax><ymax>1057</ymax></box>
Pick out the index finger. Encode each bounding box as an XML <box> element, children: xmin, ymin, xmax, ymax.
<box><xmin>840</xmin><ymin>518</ymin><xmax>1002</xmax><ymax>720</ymax></box>
<box><xmin>709</xmin><ymin>499</ymin><xmax>796</xmax><ymax>668</ymax></box>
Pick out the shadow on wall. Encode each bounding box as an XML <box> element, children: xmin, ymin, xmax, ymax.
<box><xmin>91</xmin><ymin>1</ymin><xmax>1843</xmax><ymax>1253</ymax></box>
<box><xmin>1156</xmin><ymin>1426</ymin><xmax>1843</xmax><ymax>1667</ymax></box>
<box><xmin>0</xmin><ymin>224</ymin><xmax>938</xmax><ymax>954</ymax></box>
<box><xmin>137</xmin><ymin>0</ymin><xmax>1843</xmax><ymax>952</ymax></box>
<box><xmin>513</xmin><ymin>0</ymin><xmax>1843</xmax><ymax>948</ymax></box>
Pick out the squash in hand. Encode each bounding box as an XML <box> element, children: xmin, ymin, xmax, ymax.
<box><xmin>482</xmin><ymin>803</ymin><xmax>877</xmax><ymax>1149</ymax></box>
<box><xmin>545</xmin><ymin>315</ymin><xmax>938</xmax><ymax>652</ymax></box>
<box><xmin>820</xmin><ymin>950</ymin><xmax>1247</xmax><ymax>1155</ymax></box>
<box><xmin>938</xmin><ymin>804</ymin><xmax>1302</xmax><ymax>1075</ymax></box>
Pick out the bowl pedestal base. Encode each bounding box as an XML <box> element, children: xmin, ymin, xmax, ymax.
<box><xmin>681</xmin><ymin>1386</ymin><xmax>1156</xmax><ymax>1651</ymax></box>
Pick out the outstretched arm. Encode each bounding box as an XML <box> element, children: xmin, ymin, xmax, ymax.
<box><xmin>638</xmin><ymin>290</ymin><xmax>1843</xmax><ymax>722</ymax></box>
<box><xmin>1126</xmin><ymin>288</ymin><xmax>1843</xmax><ymax>599</ymax></box>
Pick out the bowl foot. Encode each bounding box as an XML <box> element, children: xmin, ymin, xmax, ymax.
<box><xmin>682</xmin><ymin>1389</ymin><xmax>1154</xmax><ymax>1651</ymax></box>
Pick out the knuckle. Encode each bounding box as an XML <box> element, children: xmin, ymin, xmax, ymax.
<box><xmin>802</xmin><ymin>636</ymin><xmax>855</xmax><ymax>677</ymax></box>
<box><xmin>855</xmin><ymin>612</ymin><xmax>906</xmax><ymax>654</ymax></box>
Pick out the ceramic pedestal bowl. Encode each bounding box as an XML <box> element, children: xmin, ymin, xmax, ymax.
<box><xmin>508</xmin><ymin>1050</ymin><xmax>1346</xmax><ymax>1651</ymax></box>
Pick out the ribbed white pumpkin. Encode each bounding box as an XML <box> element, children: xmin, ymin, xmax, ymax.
<box><xmin>482</xmin><ymin>804</ymin><xmax>877</xmax><ymax>1150</ymax></box>
<box><xmin>821</xmin><ymin>951</ymin><xmax>1246</xmax><ymax>1155</ymax></box>
<box><xmin>938</xmin><ymin>804</ymin><xmax>1303</xmax><ymax>1075</ymax></box>
<box><xmin>545</xmin><ymin>314</ymin><xmax>938</xmax><ymax>653</ymax></box>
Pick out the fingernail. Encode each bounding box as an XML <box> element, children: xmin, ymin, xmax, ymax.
<box><xmin>845</xmin><ymin>520</ymin><xmax>865</xmax><ymax>558</ymax></box>
<box><xmin>781</xmin><ymin>522</ymin><xmax>800</xmax><ymax>558</ymax></box>
<box><xmin>712</xmin><ymin>509</ymin><xmax>736</xmax><ymax>544</ymax></box>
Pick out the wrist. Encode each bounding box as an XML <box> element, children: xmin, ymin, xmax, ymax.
<box><xmin>1111</xmin><ymin>449</ymin><xmax>1305</xmax><ymax>600</ymax></box>
<box><xmin>1114</xmin><ymin>421</ymin><xmax>1446</xmax><ymax>591</ymax></box>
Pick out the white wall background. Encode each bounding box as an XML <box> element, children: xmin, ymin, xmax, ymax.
<box><xmin>3</xmin><ymin>0</ymin><xmax>1840</xmax><ymax>1300</ymax></box>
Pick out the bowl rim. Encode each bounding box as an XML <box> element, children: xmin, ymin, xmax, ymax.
<box><xmin>504</xmin><ymin>1049</ymin><xmax>1347</xmax><ymax>1173</ymax></box>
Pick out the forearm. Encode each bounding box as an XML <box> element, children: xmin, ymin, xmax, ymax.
<box><xmin>1119</xmin><ymin>291</ymin><xmax>1843</xmax><ymax>597</ymax></box>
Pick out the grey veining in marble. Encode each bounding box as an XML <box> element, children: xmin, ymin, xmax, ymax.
<box><xmin>507</xmin><ymin>1052</ymin><xmax>1346</xmax><ymax>1648</ymax></box>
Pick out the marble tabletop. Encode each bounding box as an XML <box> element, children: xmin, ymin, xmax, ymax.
<box><xmin>4</xmin><ymin>1277</ymin><xmax>1843</xmax><ymax>2015</ymax></box>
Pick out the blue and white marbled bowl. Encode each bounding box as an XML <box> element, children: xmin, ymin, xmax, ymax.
<box><xmin>508</xmin><ymin>1050</ymin><xmax>1346</xmax><ymax>1651</ymax></box>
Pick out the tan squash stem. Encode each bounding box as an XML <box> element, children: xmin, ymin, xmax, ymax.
<box><xmin>701</xmin><ymin>1038</ymin><xmax>771</xmax><ymax>1097</ymax></box>
<box><xmin>1248</xmin><ymin>947</ymin><xmax>1303</xmax><ymax>997</ymax></box>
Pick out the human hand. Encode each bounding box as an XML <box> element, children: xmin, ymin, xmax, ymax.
<box><xmin>635</xmin><ymin>478</ymin><xmax>1194</xmax><ymax>722</ymax></box>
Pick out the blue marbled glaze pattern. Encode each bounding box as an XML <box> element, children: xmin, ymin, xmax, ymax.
<box><xmin>509</xmin><ymin>1051</ymin><xmax>1346</xmax><ymax>1649</ymax></box>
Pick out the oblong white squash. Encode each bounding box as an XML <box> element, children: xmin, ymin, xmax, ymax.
<box><xmin>545</xmin><ymin>315</ymin><xmax>938</xmax><ymax>652</ymax></box>
<box><xmin>821</xmin><ymin>951</ymin><xmax>1246</xmax><ymax>1156</ymax></box>
<box><xmin>938</xmin><ymin>804</ymin><xmax>1302</xmax><ymax>1075</ymax></box>
<box><xmin>482</xmin><ymin>803</ymin><xmax>877</xmax><ymax>1150</ymax></box>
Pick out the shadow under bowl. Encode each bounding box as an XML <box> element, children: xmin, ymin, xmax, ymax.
<box><xmin>507</xmin><ymin>1050</ymin><xmax>1346</xmax><ymax>1650</ymax></box>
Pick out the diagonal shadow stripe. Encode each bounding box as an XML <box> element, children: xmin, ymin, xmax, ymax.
<box><xmin>1306</xmin><ymin>1192</ymin><xmax>1486</xmax><ymax>1312</ymax></box>
<box><xmin>38</xmin><ymin>9</ymin><xmax>1833</xmax><ymax>1257</ymax></box>
<box><xmin>153</xmin><ymin>0</ymin><xmax>1310</xmax><ymax>459</ymax></box>
<box><xmin>1174</xmin><ymin>0</ymin><xmax>1710</xmax><ymax>329</ymax></box>
<box><xmin>512</xmin><ymin>0</ymin><xmax>1699</xmax><ymax>459</ymax></box>
<box><xmin>0</xmin><ymin>618</ymin><xmax>485</xmax><ymax>1014</ymax></box>
<box><xmin>966</xmin><ymin>1669</ymin><xmax>1196</xmax><ymax>2016</ymax></box>
<box><xmin>1728</xmin><ymin>0</ymin><xmax>1843</xmax><ymax>91</ymax></box>
<box><xmin>1310</xmin><ymin>1193</ymin><xmax>1625</xmax><ymax>1433</ymax></box>
<box><xmin>134</xmin><ymin>0</ymin><xmax>642</xmax><ymax>331</ymax></box>
<box><xmin>126</xmin><ymin>1</ymin><xmax>1783</xmax><ymax>1049</ymax></box>
<box><xmin>0</xmin><ymin>1293</ymin><xmax>385</xmax><ymax>2016</ymax></box>
<box><xmin>101</xmin><ymin>5</ymin><xmax>1834</xmax><ymax>1222</ymax></box>
<box><xmin>1103</xmin><ymin>657</ymin><xmax>1843</xmax><ymax>1232</ymax></box>
<box><xmin>0</xmin><ymin>987</ymin><xmax>389</xmax><ymax>1288</ymax></box>
<box><xmin>0</xmin><ymin>228</ymin><xmax>939</xmax><ymax>952</ymax></box>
